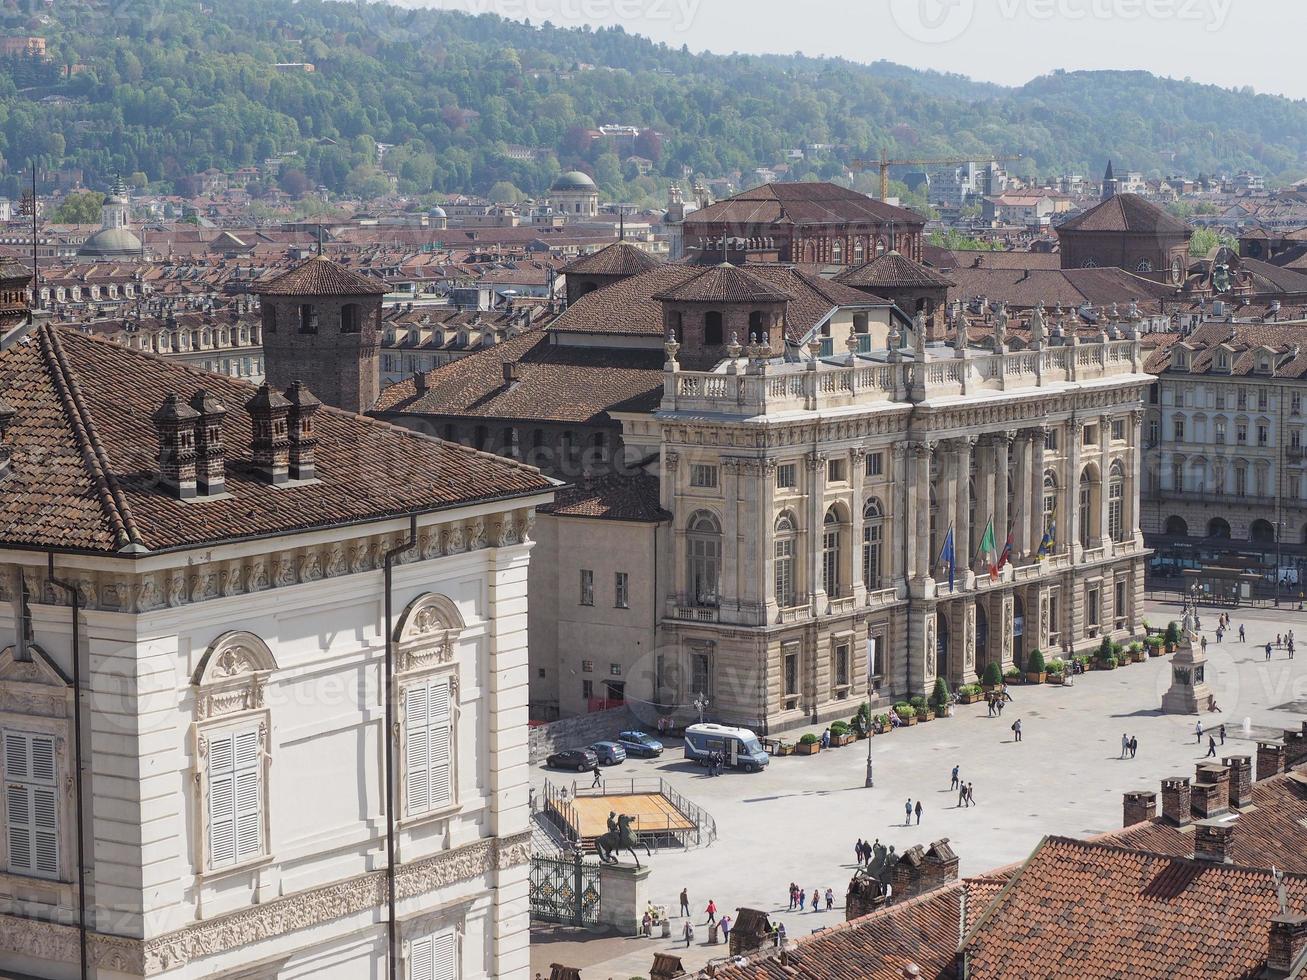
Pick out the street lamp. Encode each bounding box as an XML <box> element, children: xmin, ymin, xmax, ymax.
<box><xmin>693</xmin><ymin>694</ymin><xmax>709</xmax><ymax>724</ymax></box>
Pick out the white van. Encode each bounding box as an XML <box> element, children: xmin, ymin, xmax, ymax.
<box><xmin>683</xmin><ymin>723</ymin><xmax>770</xmax><ymax>772</ymax></box>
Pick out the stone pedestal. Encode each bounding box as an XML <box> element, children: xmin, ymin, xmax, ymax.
<box><xmin>598</xmin><ymin>862</ymin><xmax>652</xmax><ymax>936</ymax></box>
<box><xmin>1161</xmin><ymin>627</ymin><xmax>1215</xmax><ymax>714</ymax></box>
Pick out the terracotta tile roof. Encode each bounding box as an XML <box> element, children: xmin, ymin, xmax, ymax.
<box><xmin>945</xmin><ymin>266</ymin><xmax>1176</xmax><ymax>309</ymax></box>
<box><xmin>253</xmin><ymin>254</ymin><xmax>389</xmax><ymax>296</ymax></box>
<box><xmin>371</xmin><ymin>330</ymin><xmax>665</xmax><ymax>423</ymax></box>
<box><xmin>1057</xmin><ymin>194</ymin><xmax>1191</xmax><ymax>235</ymax></box>
<box><xmin>1149</xmin><ymin>321</ymin><xmax>1307</xmax><ymax>377</ymax></box>
<box><xmin>834</xmin><ymin>250</ymin><xmax>956</xmax><ymax>289</ymax></box>
<box><xmin>927</xmin><ymin>249</ymin><xmax>1064</xmax><ymax>273</ymax></box>
<box><xmin>538</xmin><ymin>472</ymin><xmax>669</xmax><ymax>523</ymax></box>
<box><xmin>652</xmin><ymin>263</ymin><xmax>795</xmax><ymax>304</ymax></box>
<box><xmin>1242</xmin><ymin>257</ymin><xmax>1307</xmax><ymax>295</ymax></box>
<box><xmin>684</xmin><ymin>182</ymin><xmax>926</xmax><ymax>230</ymax></box>
<box><xmin>558</xmin><ymin>240</ymin><xmax>661</xmax><ymax>277</ymax></box>
<box><xmin>963</xmin><ymin>836</ymin><xmax>1307</xmax><ymax>979</ymax></box>
<box><xmin>0</xmin><ymin>325</ymin><xmax>552</xmax><ymax>555</ymax></box>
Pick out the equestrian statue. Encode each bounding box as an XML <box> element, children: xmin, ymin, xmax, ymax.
<box><xmin>594</xmin><ymin>813</ymin><xmax>652</xmax><ymax>867</ymax></box>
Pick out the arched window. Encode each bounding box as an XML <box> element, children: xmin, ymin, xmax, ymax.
<box><xmin>1166</xmin><ymin>516</ymin><xmax>1189</xmax><ymax>537</ymax></box>
<box><xmin>688</xmin><ymin>512</ymin><xmax>722</xmax><ymax>608</ymax></box>
<box><xmin>299</xmin><ymin>303</ymin><xmax>318</xmax><ymax>335</ymax></box>
<box><xmin>823</xmin><ymin>506</ymin><xmax>846</xmax><ymax>598</ymax></box>
<box><xmin>853</xmin><ymin>239</ymin><xmax>865</xmax><ymax>263</ymax></box>
<box><xmin>1108</xmin><ymin>462</ymin><xmax>1125</xmax><ymax>542</ymax></box>
<box><xmin>863</xmin><ymin>498</ymin><xmax>884</xmax><ymax>590</ymax></box>
<box><xmin>1251</xmin><ymin>519</ymin><xmax>1276</xmax><ymax>543</ymax></box>
<box><xmin>774</xmin><ymin>512</ymin><xmax>797</xmax><ymax>608</ymax></box>
<box><xmin>1137</xmin><ymin>259</ymin><xmax>1153</xmax><ymax>273</ymax></box>
<box><xmin>853</xmin><ymin>313</ymin><xmax>869</xmax><ymax>334</ymax></box>
<box><xmin>1207</xmin><ymin>517</ymin><xmax>1230</xmax><ymax>539</ymax></box>
<box><xmin>831</xmin><ymin>239</ymin><xmax>843</xmax><ymax>264</ymax></box>
<box><xmin>749</xmin><ymin>310</ymin><xmax>765</xmax><ymax>338</ymax></box>
<box><xmin>704</xmin><ymin>311</ymin><xmax>723</xmax><ymax>346</ymax></box>
<box><xmin>340</xmin><ymin>302</ymin><xmax>361</xmax><ymax>334</ymax></box>
<box><xmin>1078</xmin><ymin>465</ymin><xmax>1100</xmax><ymax>548</ymax></box>
<box><xmin>262</xmin><ymin>305</ymin><xmax>277</xmax><ymax>334</ymax></box>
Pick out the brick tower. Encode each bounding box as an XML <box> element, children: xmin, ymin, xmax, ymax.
<box><xmin>253</xmin><ymin>255</ymin><xmax>388</xmax><ymax>414</ymax></box>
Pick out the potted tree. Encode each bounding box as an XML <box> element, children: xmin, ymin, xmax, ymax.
<box><xmin>1165</xmin><ymin>621</ymin><xmax>1181</xmax><ymax>653</ymax></box>
<box><xmin>1046</xmin><ymin>659</ymin><xmax>1066</xmax><ymax>685</ymax></box>
<box><xmin>981</xmin><ymin>661</ymin><xmax>1004</xmax><ymax>694</ymax></box>
<box><xmin>1146</xmin><ymin>635</ymin><xmax>1165</xmax><ymax>657</ymax></box>
<box><xmin>930</xmin><ymin>676</ymin><xmax>953</xmax><ymax>717</ymax></box>
<box><xmin>796</xmin><ymin>733</ymin><xmax>821</xmax><ymax>755</ymax></box>
<box><xmin>874</xmin><ymin>713</ymin><xmax>892</xmax><ymax>734</ymax></box>
<box><xmin>1095</xmin><ymin>636</ymin><xmax>1118</xmax><ymax>670</ymax></box>
<box><xmin>956</xmin><ymin>683</ymin><xmax>983</xmax><ymax>705</ymax></box>
<box><xmin>895</xmin><ymin>702</ymin><xmax>917</xmax><ymax>726</ymax></box>
<box><xmin>910</xmin><ymin>695</ymin><xmax>932</xmax><ymax>723</ymax></box>
<box><xmin>1128</xmin><ymin>641</ymin><xmax>1146</xmax><ymax>664</ymax></box>
<box><xmin>1026</xmin><ymin>648</ymin><xmax>1047</xmax><ymax>684</ymax></box>
<box><xmin>852</xmin><ymin>702</ymin><xmax>872</xmax><ymax>739</ymax></box>
<box><xmin>829</xmin><ymin>721</ymin><xmax>855</xmax><ymax>747</ymax></box>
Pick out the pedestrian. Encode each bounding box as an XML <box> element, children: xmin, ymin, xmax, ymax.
<box><xmin>1130</xmin><ymin>735</ymin><xmax>1138</xmax><ymax>758</ymax></box>
<box><xmin>855</xmin><ymin>838</ymin><xmax>865</xmax><ymax>865</ymax></box>
<box><xmin>958</xmin><ymin>782</ymin><xmax>968</xmax><ymax>808</ymax></box>
<box><xmin>1291</xmin><ymin>640</ymin><xmax>1296</xmax><ymax>660</ymax></box>
<box><xmin>592</xmin><ymin>762</ymin><xmax>602</xmax><ymax>788</ymax></box>
<box><xmin>721</xmin><ymin>915</ymin><xmax>731</xmax><ymax>942</ymax></box>
<box><xmin>825</xmin><ymin>887</ymin><xmax>834</xmax><ymax>911</ymax></box>
<box><xmin>914</xmin><ymin>799</ymin><xmax>923</xmax><ymax>825</ymax></box>
<box><xmin>789</xmin><ymin>883</ymin><xmax>798</xmax><ymax>910</ymax></box>
<box><xmin>821</xmin><ymin>727</ymin><xmax>831</xmax><ymax>749</ymax></box>
<box><xmin>683</xmin><ymin>920</ymin><xmax>694</xmax><ymax>947</ymax></box>
<box><xmin>1219</xmin><ymin>724</ymin><xmax>1226</xmax><ymax>745</ymax></box>
<box><xmin>1013</xmin><ymin>718</ymin><xmax>1023</xmax><ymax>742</ymax></box>
<box><xmin>1278</xmin><ymin>633</ymin><xmax>1283</xmax><ymax>649</ymax></box>
<box><xmin>1121</xmin><ymin>733</ymin><xmax>1129</xmax><ymax>759</ymax></box>
<box><xmin>905</xmin><ymin>798</ymin><xmax>913</xmax><ymax>825</ymax></box>
<box><xmin>1195</xmin><ymin>721</ymin><xmax>1203</xmax><ymax>744</ymax></box>
<box><xmin>811</xmin><ymin>887</ymin><xmax>820</xmax><ymax>912</ymax></box>
<box><xmin>1207</xmin><ymin>735</ymin><xmax>1218</xmax><ymax>758</ymax></box>
<box><xmin>705</xmin><ymin>899</ymin><xmax>716</xmax><ymax>924</ymax></box>
<box><xmin>1266</xmin><ymin>642</ymin><xmax>1273</xmax><ymax>662</ymax></box>
<box><xmin>1201</xmin><ymin>636</ymin><xmax>1208</xmax><ymax>652</ymax></box>
<box><xmin>997</xmin><ymin>698</ymin><xmax>1005</xmax><ymax>717</ymax></box>
<box><xmin>1240</xmin><ymin>624</ymin><xmax>1245</xmax><ymax>642</ymax></box>
<box><xmin>967</xmin><ymin>782</ymin><xmax>976</xmax><ymax>805</ymax></box>
<box><xmin>951</xmin><ymin>765</ymin><xmax>960</xmax><ymax>790</ymax></box>
<box><xmin>777</xmin><ymin>923</ymin><xmax>787</xmax><ymax>947</ymax></box>
<box><xmin>680</xmin><ymin>888</ymin><xmax>690</xmax><ymax>918</ymax></box>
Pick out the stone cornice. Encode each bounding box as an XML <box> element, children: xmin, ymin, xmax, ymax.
<box><xmin>0</xmin><ymin>830</ymin><xmax>531</xmax><ymax>976</ymax></box>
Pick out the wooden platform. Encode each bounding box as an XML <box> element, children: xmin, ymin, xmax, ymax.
<box><xmin>568</xmin><ymin>792</ymin><xmax>694</xmax><ymax>838</ymax></box>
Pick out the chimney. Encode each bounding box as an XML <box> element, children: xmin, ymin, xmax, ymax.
<box><xmin>1268</xmin><ymin>915</ymin><xmax>1307</xmax><ymax>977</ymax></box>
<box><xmin>152</xmin><ymin>393</ymin><xmax>200</xmax><ymax>500</ymax></box>
<box><xmin>503</xmin><ymin>361</ymin><xmax>521</xmax><ymax>385</ymax></box>
<box><xmin>1224</xmin><ymin>755</ymin><xmax>1253</xmax><ymax>808</ymax></box>
<box><xmin>1192</xmin><ymin>763</ymin><xmax>1231</xmax><ymax>819</ymax></box>
<box><xmin>1258</xmin><ymin>741</ymin><xmax>1287</xmax><ymax>781</ymax></box>
<box><xmin>283</xmin><ymin>381</ymin><xmax>321</xmax><ymax>481</ymax></box>
<box><xmin>1160</xmin><ymin>777</ymin><xmax>1192</xmax><ymax>826</ymax></box>
<box><xmin>244</xmin><ymin>384</ymin><xmax>291</xmax><ymax>485</ymax></box>
<box><xmin>1192</xmin><ymin>819</ymin><xmax>1233</xmax><ymax>863</ymax></box>
<box><xmin>1123</xmin><ymin>790</ymin><xmax>1157</xmax><ymax>826</ymax></box>
<box><xmin>1286</xmin><ymin>723</ymin><xmax>1307</xmax><ymax>769</ymax></box>
<box><xmin>0</xmin><ymin>395</ymin><xmax>15</xmax><ymax>482</ymax></box>
<box><xmin>412</xmin><ymin>371</ymin><xmax>428</xmax><ymax>396</ymax></box>
<box><xmin>188</xmin><ymin>389</ymin><xmax>228</xmax><ymax>496</ymax></box>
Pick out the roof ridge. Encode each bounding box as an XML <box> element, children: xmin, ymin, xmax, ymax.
<box><xmin>39</xmin><ymin>325</ymin><xmax>145</xmax><ymax>552</ymax></box>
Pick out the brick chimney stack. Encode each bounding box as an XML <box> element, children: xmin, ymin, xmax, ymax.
<box><xmin>1160</xmin><ymin>777</ymin><xmax>1192</xmax><ymax>826</ymax></box>
<box><xmin>1286</xmin><ymin>723</ymin><xmax>1307</xmax><ymax>770</ymax></box>
<box><xmin>1224</xmin><ymin>755</ymin><xmax>1253</xmax><ymax>808</ymax></box>
<box><xmin>1123</xmin><ymin>791</ymin><xmax>1157</xmax><ymax>826</ymax></box>
<box><xmin>0</xmin><ymin>395</ymin><xmax>15</xmax><ymax>482</ymax></box>
<box><xmin>1192</xmin><ymin>763</ymin><xmax>1231</xmax><ymax>819</ymax></box>
<box><xmin>152</xmin><ymin>393</ymin><xmax>199</xmax><ymax>499</ymax></box>
<box><xmin>188</xmin><ymin>389</ymin><xmax>228</xmax><ymax>496</ymax></box>
<box><xmin>1259</xmin><ymin>741</ymin><xmax>1287</xmax><ymax>781</ymax></box>
<box><xmin>283</xmin><ymin>381</ymin><xmax>321</xmax><ymax>481</ymax></box>
<box><xmin>1192</xmin><ymin>819</ymin><xmax>1233</xmax><ymax>863</ymax></box>
<box><xmin>1267</xmin><ymin>914</ymin><xmax>1307</xmax><ymax>977</ymax></box>
<box><xmin>244</xmin><ymin>384</ymin><xmax>291</xmax><ymax>485</ymax></box>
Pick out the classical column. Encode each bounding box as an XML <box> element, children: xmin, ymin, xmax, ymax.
<box><xmin>665</xmin><ymin>450</ymin><xmax>686</xmax><ymax>608</ymax></box>
<box><xmin>1014</xmin><ymin>432</ymin><xmax>1032</xmax><ymax>558</ymax></box>
<box><xmin>912</xmin><ymin>442</ymin><xmax>934</xmax><ymax>581</ymax></box>
<box><xmin>851</xmin><ymin>448</ymin><xmax>868</xmax><ymax>597</ymax></box>
<box><xmin>1129</xmin><ymin>409</ymin><xmax>1144</xmax><ymax>548</ymax></box>
<box><xmin>1098</xmin><ymin>415</ymin><xmax>1112</xmax><ymax>552</ymax></box>
<box><xmin>1068</xmin><ymin>420</ymin><xmax>1084</xmax><ymax>560</ymax></box>
<box><xmin>974</xmin><ymin>435</ymin><xmax>994</xmax><ymax>573</ymax></box>
<box><xmin>892</xmin><ymin>443</ymin><xmax>910</xmax><ymax>585</ymax></box>
<box><xmin>760</xmin><ymin>459</ymin><xmax>779</xmax><ymax>620</ymax></box>
<box><xmin>722</xmin><ymin>457</ymin><xmax>741</xmax><ymax>614</ymax></box>
<box><xmin>995</xmin><ymin>433</ymin><xmax>1012</xmax><ymax>558</ymax></box>
<box><xmin>1031</xmin><ymin>426</ymin><xmax>1047</xmax><ymax>557</ymax></box>
<box><xmin>806</xmin><ymin>451</ymin><xmax>827</xmax><ymax>610</ymax></box>
<box><xmin>942</xmin><ymin>439</ymin><xmax>959</xmax><ymax>582</ymax></box>
<box><xmin>954</xmin><ymin>437</ymin><xmax>974</xmax><ymax>572</ymax></box>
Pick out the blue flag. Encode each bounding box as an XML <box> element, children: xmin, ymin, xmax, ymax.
<box><xmin>1038</xmin><ymin>506</ymin><xmax>1057</xmax><ymax>560</ymax></box>
<box><xmin>939</xmin><ymin>526</ymin><xmax>956</xmax><ymax>593</ymax></box>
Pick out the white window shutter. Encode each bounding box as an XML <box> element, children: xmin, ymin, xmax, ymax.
<box><xmin>207</xmin><ymin>734</ymin><xmax>236</xmax><ymax>867</ymax></box>
<box><xmin>432</xmin><ymin>929</ymin><xmax>457</xmax><ymax>980</ymax></box>
<box><xmin>409</xmin><ymin>936</ymin><xmax>434</xmax><ymax>980</ymax></box>
<box><xmin>405</xmin><ymin>685</ymin><xmax>430</xmax><ymax>815</ymax></box>
<box><xmin>5</xmin><ymin>784</ymin><xmax>32</xmax><ymax>873</ymax></box>
<box><xmin>32</xmin><ymin>786</ymin><xmax>58</xmax><ymax>876</ymax></box>
<box><xmin>4</xmin><ymin>731</ymin><xmax>59</xmax><ymax>879</ymax></box>
<box><xmin>233</xmin><ymin>730</ymin><xmax>261</xmax><ymax>861</ymax></box>
<box><xmin>429</xmin><ymin>681</ymin><xmax>453</xmax><ymax>809</ymax></box>
<box><xmin>4</xmin><ymin>732</ymin><xmax>29</xmax><ymax>781</ymax></box>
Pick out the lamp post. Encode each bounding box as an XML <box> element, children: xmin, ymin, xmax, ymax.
<box><xmin>693</xmin><ymin>694</ymin><xmax>709</xmax><ymax>725</ymax></box>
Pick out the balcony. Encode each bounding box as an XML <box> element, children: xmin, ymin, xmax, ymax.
<box><xmin>667</xmin><ymin>601</ymin><xmax>720</xmax><ymax>623</ymax></box>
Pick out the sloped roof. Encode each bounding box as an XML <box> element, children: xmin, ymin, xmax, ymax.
<box><xmin>0</xmin><ymin>325</ymin><xmax>551</xmax><ymax>555</ymax></box>
<box><xmin>253</xmin><ymin>254</ymin><xmax>389</xmax><ymax>296</ymax></box>
<box><xmin>539</xmin><ymin>472</ymin><xmax>669</xmax><ymax>523</ymax></box>
<box><xmin>1057</xmin><ymin>193</ymin><xmax>1191</xmax><ymax>236</ymax></box>
<box><xmin>559</xmin><ymin>240</ymin><xmax>661</xmax><ymax>277</ymax></box>
<box><xmin>946</xmin><ymin>266</ymin><xmax>1176</xmax><ymax>309</ymax></box>
<box><xmin>652</xmin><ymin>263</ymin><xmax>794</xmax><ymax>304</ymax></box>
<box><xmin>835</xmin><ymin>250</ymin><xmax>956</xmax><ymax>289</ymax></box>
<box><xmin>684</xmin><ymin>182</ymin><xmax>926</xmax><ymax>230</ymax></box>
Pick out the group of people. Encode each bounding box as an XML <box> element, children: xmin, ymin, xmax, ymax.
<box><xmin>904</xmin><ymin>797</ymin><xmax>923</xmax><ymax>825</ymax></box>
<box><xmin>1265</xmin><ymin>630</ymin><xmax>1296</xmax><ymax>660</ymax></box>
<box><xmin>985</xmin><ymin>693</ymin><xmax>1010</xmax><ymax>717</ymax></box>
<box><xmin>1195</xmin><ymin>721</ymin><xmax>1227</xmax><ymax>757</ymax></box>
<box><xmin>704</xmin><ymin>750</ymin><xmax>727</xmax><ymax>776</ymax></box>
<box><xmin>950</xmin><ymin>765</ymin><xmax>977</xmax><ymax>806</ymax></box>
<box><xmin>672</xmin><ymin>890</ymin><xmax>733</xmax><ymax>946</ymax></box>
<box><xmin>1120</xmin><ymin>733</ymin><xmax>1140</xmax><ymax>758</ymax></box>
<box><xmin>786</xmin><ymin>882</ymin><xmax>835</xmax><ymax>913</ymax></box>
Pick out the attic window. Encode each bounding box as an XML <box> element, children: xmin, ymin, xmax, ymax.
<box><xmin>1217</xmin><ymin>353</ymin><xmax>1228</xmax><ymax>370</ymax></box>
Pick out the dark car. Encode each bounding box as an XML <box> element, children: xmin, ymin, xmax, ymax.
<box><xmin>617</xmin><ymin>730</ymin><xmax>664</xmax><ymax>758</ymax></box>
<box><xmin>590</xmin><ymin>741</ymin><xmax>627</xmax><ymax>765</ymax></box>
<box><xmin>546</xmin><ymin>747</ymin><xmax>599</xmax><ymax>771</ymax></box>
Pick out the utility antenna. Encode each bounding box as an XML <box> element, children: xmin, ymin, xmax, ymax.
<box><xmin>26</xmin><ymin>162</ymin><xmax>38</xmax><ymax>309</ymax></box>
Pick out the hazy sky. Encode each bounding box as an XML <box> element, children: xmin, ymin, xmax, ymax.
<box><xmin>400</xmin><ymin>0</ymin><xmax>1307</xmax><ymax>101</ymax></box>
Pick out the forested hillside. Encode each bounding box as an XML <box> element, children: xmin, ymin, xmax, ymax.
<box><xmin>0</xmin><ymin>0</ymin><xmax>1302</xmax><ymax>203</ymax></box>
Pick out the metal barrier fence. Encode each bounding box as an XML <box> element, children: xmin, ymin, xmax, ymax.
<box><xmin>568</xmin><ymin>776</ymin><xmax>718</xmax><ymax>850</ymax></box>
<box><xmin>529</xmin><ymin>851</ymin><xmax>601</xmax><ymax>926</ymax></box>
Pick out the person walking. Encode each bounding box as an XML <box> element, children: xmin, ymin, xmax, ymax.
<box><xmin>951</xmin><ymin>765</ymin><xmax>960</xmax><ymax>790</ymax></box>
<box><xmin>1291</xmin><ymin>639</ymin><xmax>1296</xmax><ymax>660</ymax></box>
<box><xmin>721</xmin><ymin>914</ymin><xmax>731</xmax><ymax>943</ymax></box>
<box><xmin>1239</xmin><ymin>624</ymin><xmax>1246</xmax><ymax>642</ymax></box>
<box><xmin>1013</xmin><ymin>718</ymin><xmax>1023</xmax><ymax>743</ymax></box>
<box><xmin>1195</xmin><ymin>721</ymin><xmax>1203</xmax><ymax>744</ymax></box>
<box><xmin>788</xmin><ymin>883</ymin><xmax>797</xmax><ymax>910</ymax></box>
<box><xmin>905</xmin><ymin>798</ymin><xmax>913</xmax><ymax>825</ymax></box>
<box><xmin>705</xmin><ymin>899</ymin><xmax>717</xmax><ymax>925</ymax></box>
<box><xmin>987</xmin><ymin>695</ymin><xmax>996</xmax><ymax>718</ymax></box>
<box><xmin>958</xmin><ymin>782</ymin><xmax>968</xmax><ymax>808</ymax></box>
<box><xmin>683</xmin><ymin>920</ymin><xmax>694</xmax><ymax>948</ymax></box>
<box><xmin>855</xmin><ymin>838</ymin><xmax>865</xmax><ymax>865</ymax></box>
<box><xmin>798</xmin><ymin>887</ymin><xmax>805</xmax><ymax>911</ymax></box>
<box><xmin>967</xmin><ymin>782</ymin><xmax>976</xmax><ymax>806</ymax></box>
<box><xmin>914</xmin><ymin>799</ymin><xmax>923</xmax><ymax>825</ymax></box>
<box><xmin>591</xmin><ymin>762</ymin><xmax>602</xmax><ymax>788</ymax></box>
<box><xmin>1201</xmin><ymin>635</ymin><xmax>1208</xmax><ymax>653</ymax></box>
<box><xmin>1121</xmin><ymin>733</ymin><xmax>1130</xmax><ymax>759</ymax></box>
<box><xmin>1130</xmin><ymin>735</ymin><xmax>1138</xmax><ymax>758</ymax></box>
<box><xmin>1219</xmin><ymin>724</ymin><xmax>1227</xmax><ymax>745</ymax></box>
<box><xmin>1266</xmin><ymin>642</ymin><xmax>1273</xmax><ymax>662</ymax></box>
<box><xmin>1207</xmin><ymin>735</ymin><xmax>1218</xmax><ymax>758</ymax></box>
<box><xmin>810</xmin><ymin>887</ymin><xmax>820</xmax><ymax>912</ymax></box>
<box><xmin>825</xmin><ymin>887</ymin><xmax>834</xmax><ymax>911</ymax></box>
<box><xmin>997</xmin><ymin>698</ymin><xmax>1005</xmax><ymax>717</ymax></box>
<box><xmin>680</xmin><ymin>888</ymin><xmax>690</xmax><ymax>918</ymax></box>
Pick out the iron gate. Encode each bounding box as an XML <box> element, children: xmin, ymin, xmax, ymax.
<box><xmin>529</xmin><ymin>852</ymin><xmax>601</xmax><ymax>926</ymax></box>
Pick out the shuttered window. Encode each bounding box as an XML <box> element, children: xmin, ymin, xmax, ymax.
<box><xmin>409</xmin><ymin>928</ymin><xmax>457</xmax><ymax>980</ymax></box>
<box><xmin>404</xmin><ymin>677</ymin><xmax>454</xmax><ymax>816</ymax></box>
<box><xmin>207</xmin><ymin>729</ymin><xmax>262</xmax><ymax>869</ymax></box>
<box><xmin>3</xmin><ymin>730</ymin><xmax>59</xmax><ymax>879</ymax></box>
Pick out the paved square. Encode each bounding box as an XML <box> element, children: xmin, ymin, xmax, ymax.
<box><xmin>530</xmin><ymin>601</ymin><xmax>1307</xmax><ymax>978</ymax></box>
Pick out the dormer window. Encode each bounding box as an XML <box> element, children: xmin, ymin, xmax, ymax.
<box><xmin>1216</xmin><ymin>353</ymin><xmax>1228</xmax><ymax>371</ymax></box>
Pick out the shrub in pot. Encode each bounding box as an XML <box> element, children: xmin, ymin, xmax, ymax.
<box><xmin>957</xmin><ymin>683</ymin><xmax>983</xmax><ymax>704</ymax></box>
<box><xmin>1146</xmin><ymin>635</ymin><xmax>1165</xmax><ymax>657</ymax></box>
<box><xmin>909</xmin><ymin>695</ymin><xmax>932</xmax><ymax>721</ymax></box>
<box><xmin>1165</xmin><ymin>621</ymin><xmax>1181</xmax><ymax>651</ymax></box>
<box><xmin>1046</xmin><ymin>659</ymin><xmax>1066</xmax><ymax>684</ymax></box>
<box><xmin>829</xmin><ymin>720</ymin><xmax>854</xmax><ymax>746</ymax></box>
<box><xmin>896</xmin><ymin>703</ymin><xmax>917</xmax><ymax>726</ymax></box>
<box><xmin>797</xmin><ymin>732</ymin><xmax>821</xmax><ymax>755</ymax></box>
<box><xmin>1003</xmin><ymin>667</ymin><xmax>1022</xmax><ymax>685</ymax></box>
<box><xmin>982</xmin><ymin>661</ymin><xmax>1004</xmax><ymax>691</ymax></box>
<box><xmin>1026</xmin><ymin>648</ymin><xmax>1047</xmax><ymax>684</ymax></box>
<box><xmin>930</xmin><ymin>676</ymin><xmax>953</xmax><ymax>717</ymax></box>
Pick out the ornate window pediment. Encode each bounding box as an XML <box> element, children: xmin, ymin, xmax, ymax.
<box><xmin>191</xmin><ymin>631</ymin><xmax>278</xmax><ymax>721</ymax></box>
<box><xmin>395</xmin><ymin>594</ymin><xmax>465</xmax><ymax>675</ymax></box>
<box><xmin>0</xmin><ymin>645</ymin><xmax>71</xmax><ymax>720</ymax></box>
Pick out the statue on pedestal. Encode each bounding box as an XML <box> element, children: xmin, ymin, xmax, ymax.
<box><xmin>1162</xmin><ymin>589</ymin><xmax>1216</xmax><ymax>714</ymax></box>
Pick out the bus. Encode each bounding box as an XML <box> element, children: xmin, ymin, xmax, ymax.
<box><xmin>683</xmin><ymin>723</ymin><xmax>770</xmax><ymax>772</ymax></box>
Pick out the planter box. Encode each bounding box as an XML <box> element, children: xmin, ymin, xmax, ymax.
<box><xmin>1047</xmin><ymin>674</ymin><xmax>1065</xmax><ymax>685</ymax></box>
<box><xmin>1148</xmin><ymin>647</ymin><xmax>1164</xmax><ymax>658</ymax></box>
<box><xmin>904</xmin><ymin>716</ymin><xmax>918</xmax><ymax>726</ymax></box>
<box><xmin>919</xmin><ymin>710</ymin><xmax>935</xmax><ymax>723</ymax></box>
<box><xmin>957</xmin><ymin>691</ymin><xmax>982</xmax><ymax>705</ymax></box>
<box><xmin>796</xmin><ymin>741</ymin><xmax>821</xmax><ymax>755</ymax></box>
<box><xmin>935</xmin><ymin>704</ymin><xmax>953</xmax><ymax>718</ymax></box>
<box><xmin>1026</xmin><ymin>671</ymin><xmax>1046</xmax><ymax>685</ymax></box>
<box><xmin>830</xmin><ymin>733</ymin><xmax>855</xmax><ymax>747</ymax></box>
<box><xmin>774</xmin><ymin>744</ymin><xmax>794</xmax><ymax>756</ymax></box>
<box><xmin>1131</xmin><ymin>651</ymin><xmax>1147</xmax><ymax>663</ymax></box>
<box><xmin>1096</xmin><ymin>660</ymin><xmax>1117</xmax><ymax>671</ymax></box>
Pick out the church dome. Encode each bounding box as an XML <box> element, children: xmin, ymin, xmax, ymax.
<box><xmin>428</xmin><ymin>205</ymin><xmax>447</xmax><ymax>219</ymax></box>
<box><xmin>551</xmin><ymin>171</ymin><xmax>597</xmax><ymax>193</ymax></box>
<box><xmin>78</xmin><ymin>226</ymin><xmax>143</xmax><ymax>259</ymax></box>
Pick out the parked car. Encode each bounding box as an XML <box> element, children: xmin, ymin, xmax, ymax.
<box><xmin>546</xmin><ymin>747</ymin><xmax>599</xmax><ymax>772</ymax></box>
<box><xmin>590</xmin><ymin>741</ymin><xmax>627</xmax><ymax>765</ymax></box>
<box><xmin>617</xmin><ymin>731</ymin><xmax>664</xmax><ymax>758</ymax></box>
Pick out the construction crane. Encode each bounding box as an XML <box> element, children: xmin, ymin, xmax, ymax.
<box><xmin>851</xmin><ymin>151</ymin><xmax>1025</xmax><ymax>202</ymax></box>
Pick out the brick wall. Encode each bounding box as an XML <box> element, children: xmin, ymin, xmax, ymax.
<box><xmin>529</xmin><ymin>704</ymin><xmax>641</xmax><ymax>764</ymax></box>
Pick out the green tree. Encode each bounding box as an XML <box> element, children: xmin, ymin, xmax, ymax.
<box><xmin>52</xmin><ymin>191</ymin><xmax>104</xmax><ymax>224</ymax></box>
<box><xmin>487</xmin><ymin>180</ymin><xmax>524</xmax><ymax>204</ymax></box>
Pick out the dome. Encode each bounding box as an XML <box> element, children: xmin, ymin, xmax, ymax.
<box><xmin>551</xmin><ymin>171</ymin><xmax>597</xmax><ymax>193</ymax></box>
<box><xmin>428</xmin><ymin>205</ymin><xmax>447</xmax><ymax>218</ymax></box>
<box><xmin>77</xmin><ymin>226</ymin><xmax>143</xmax><ymax>259</ymax></box>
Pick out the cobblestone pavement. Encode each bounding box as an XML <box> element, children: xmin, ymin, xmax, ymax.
<box><xmin>530</xmin><ymin>600</ymin><xmax>1307</xmax><ymax>978</ymax></box>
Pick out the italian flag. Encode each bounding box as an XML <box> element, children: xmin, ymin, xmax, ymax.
<box><xmin>979</xmin><ymin>518</ymin><xmax>999</xmax><ymax>581</ymax></box>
